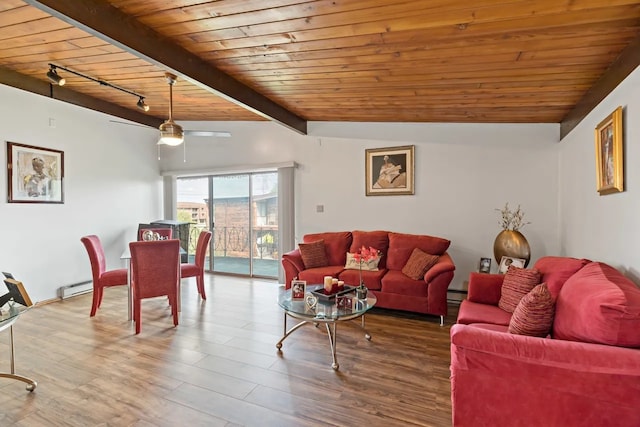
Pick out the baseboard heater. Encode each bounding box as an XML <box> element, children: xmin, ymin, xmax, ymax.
<box><xmin>59</xmin><ymin>280</ymin><xmax>93</xmax><ymax>299</ymax></box>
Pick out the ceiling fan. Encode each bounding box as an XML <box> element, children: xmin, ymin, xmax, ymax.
<box><xmin>109</xmin><ymin>119</ymin><xmax>231</xmax><ymax>139</ymax></box>
<box><xmin>158</xmin><ymin>73</ymin><xmax>231</xmax><ymax>144</ymax></box>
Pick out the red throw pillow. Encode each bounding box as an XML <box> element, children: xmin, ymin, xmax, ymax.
<box><xmin>498</xmin><ymin>266</ymin><xmax>541</xmax><ymax>313</ymax></box>
<box><xmin>533</xmin><ymin>256</ymin><xmax>590</xmax><ymax>299</ymax></box>
<box><xmin>508</xmin><ymin>283</ymin><xmax>555</xmax><ymax>337</ymax></box>
<box><xmin>298</xmin><ymin>240</ymin><xmax>328</xmax><ymax>269</ymax></box>
<box><xmin>401</xmin><ymin>248</ymin><xmax>439</xmax><ymax>280</ymax></box>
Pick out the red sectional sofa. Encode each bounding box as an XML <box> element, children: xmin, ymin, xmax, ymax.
<box><xmin>281</xmin><ymin>230</ymin><xmax>456</xmax><ymax>324</ymax></box>
<box><xmin>450</xmin><ymin>256</ymin><xmax>640</xmax><ymax>427</ymax></box>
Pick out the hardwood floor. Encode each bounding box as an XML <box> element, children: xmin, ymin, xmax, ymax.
<box><xmin>0</xmin><ymin>275</ymin><xmax>458</xmax><ymax>426</ymax></box>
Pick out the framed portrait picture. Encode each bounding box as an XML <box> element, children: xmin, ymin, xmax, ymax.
<box><xmin>478</xmin><ymin>257</ymin><xmax>491</xmax><ymax>274</ymax></box>
<box><xmin>498</xmin><ymin>256</ymin><xmax>526</xmax><ymax>274</ymax></box>
<box><xmin>7</xmin><ymin>142</ymin><xmax>64</xmax><ymax>203</ymax></box>
<box><xmin>594</xmin><ymin>106</ymin><xmax>624</xmax><ymax>195</ymax></box>
<box><xmin>365</xmin><ymin>145</ymin><xmax>414</xmax><ymax>196</ymax></box>
<box><xmin>291</xmin><ymin>280</ymin><xmax>306</xmax><ymax>300</ymax></box>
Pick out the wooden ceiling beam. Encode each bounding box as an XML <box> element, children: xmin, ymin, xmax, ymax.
<box><xmin>560</xmin><ymin>33</ymin><xmax>640</xmax><ymax>139</ymax></box>
<box><xmin>0</xmin><ymin>66</ymin><xmax>164</xmax><ymax>128</ymax></box>
<box><xmin>23</xmin><ymin>0</ymin><xmax>307</xmax><ymax>135</ymax></box>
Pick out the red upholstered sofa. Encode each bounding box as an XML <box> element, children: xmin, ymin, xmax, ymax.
<box><xmin>450</xmin><ymin>256</ymin><xmax>640</xmax><ymax>427</ymax></box>
<box><xmin>281</xmin><ymin>230</ymin><xmax>456</xmax><ymax>324</ymax></box>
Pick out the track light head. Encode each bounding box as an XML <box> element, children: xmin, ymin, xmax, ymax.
<box><xmin>136</xmin><ymin>97</ymin><xmax>150</xmax><ymax>112</ymax></box>
<box><xmin>46</xmin><ymin>66</ymin><xmax>65</xmax><ymax>86</ymax></box>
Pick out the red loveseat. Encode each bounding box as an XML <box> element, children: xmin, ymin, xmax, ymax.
<box><xmin>281</xmin><ymin>230</ymin><xmax>456</xmax><ymax>324</ymax></box>
<box><xmin>450</xmin><ymin>256</ymin><xmax>640</xmax><ymax>427</ymax></box>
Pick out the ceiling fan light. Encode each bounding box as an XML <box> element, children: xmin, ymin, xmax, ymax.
<box><xmin>159</xmin><ymin>120</ymin><xmax>184</xmax><ymax>146</ymax></box>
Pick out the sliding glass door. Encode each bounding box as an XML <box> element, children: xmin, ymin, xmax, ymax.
<box><xmin>211</xmin><ymin>175</ymin><xmax>250</xmax><ymax>275</ymax></box>
<box><xmin>176</xmin><ymin>172</ymin><xmax>279</xmax><ymax>279</ymax></box>
<box><xmin>176</xmin><ymin>177</ymin><xmax>211</xmax><ymax>268</ymax></box>
<box><xmin>251</xmin><ymin>172</ymin><xmax>278</xmax><ymax>277</ymax></box>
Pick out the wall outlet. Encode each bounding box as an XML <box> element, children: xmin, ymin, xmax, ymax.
<box><xmin>316</xmin><ymin>205</ymin><xmax>324</xmax><ymax>213</ymax></box>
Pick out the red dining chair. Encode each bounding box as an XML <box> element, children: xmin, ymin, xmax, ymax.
<box><xmin>138</xmin><ymin>228</ymin><xmax>173</xmax><ymax>241</ymax></box>
<box><xmin>80</xmin><ymin>235</ymin><xmax>128</xmax><ymax>317</ymax></box>
<box><xmin>129</xmin><ymin>239</ymin><xmax>180</xmax><ymax>334</ymax></box>
<box><xmin>180</xmin><ymin>230</ymin><xmax>212</xmax><ymax>299</ymax></box>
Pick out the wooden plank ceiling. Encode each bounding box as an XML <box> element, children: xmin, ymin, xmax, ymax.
<box><xmin>0</xmin><ymin>0</ymin><xmax>639</xmax><ymax>138</ymax></box>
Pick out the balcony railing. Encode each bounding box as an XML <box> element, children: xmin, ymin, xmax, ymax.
<box><xmin>187</xmin><ymin>225</ymin><xmax>279</xmax><ymax>260</ymax></box>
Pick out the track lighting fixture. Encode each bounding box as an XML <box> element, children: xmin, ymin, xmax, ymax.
<box><xmin>136</xmin><ymin>97</ymin><xmax>150</xmax><ymax>112</ymax></box>
<box><xmin>46</xmin><ymin>65</ymin><xmax>65</xmax><ymax>86</ymax></box>
<box><xmin>46</xmin><ymin>63</ymin><xmax>149</xmax><ymax>111</ymax></box>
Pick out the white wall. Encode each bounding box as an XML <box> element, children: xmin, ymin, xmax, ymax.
<box><xmin>558</xmin><ymin>65</ymin><xmax>640</xmax><ymax>284</ymax></box>
<box><xmin>161</xmin><ymin>121</ymin><xmax>560</xmax><ymax>288</ymax></box>
<box><xmin>0</xmin><ymin>84</ymin><xmax>162</xmax><ymax>303</ymax></box>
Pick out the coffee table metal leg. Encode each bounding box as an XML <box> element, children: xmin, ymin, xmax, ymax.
<box><xmin>276</xmin><ymin>315</ymin><xmax>309</xmax><ymax>350</ymax></box>
<box><xmin>361</xmin><ymin>315</ymin><xmax>372</xmax><ymax>340</ymax></box>
<box><xmin>283</xmin><ymin>311</ymin><xmax>287</xmax><ymax>336</ymax></box>
<box><xmin>325</xmin><ymin>322</ymin><xmax>339</xmax><ymax>370</ymax></box>
<box><xmin>0</xmin><ymin>325</ymin><xmax>37</xmax><ymax>391</ymax></box>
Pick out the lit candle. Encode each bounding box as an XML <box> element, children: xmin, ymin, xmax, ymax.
<box><xmin>331</xmin><ymin>278</ymin><xmax>339</xmax><ymax>294</ymax></box>
<box><xmin>324</xmin><ymin>276</ymin><xmax>333</xmax><ymax>292</ymax></box>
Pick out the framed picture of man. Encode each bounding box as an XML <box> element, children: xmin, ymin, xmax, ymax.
<box><xmin>594</xmin><ymin>106</ymin><xmax>624</xmax><ymax>195</ymax></box>
<box><xmin>7</xmin><ymin>142</ymin><xmax>64</xmax><ymax>203</ymax></box>
<box><xmin>365</xmin><ymin>145</ymin><xmax>415</xmax><ymax>196</ymax></box>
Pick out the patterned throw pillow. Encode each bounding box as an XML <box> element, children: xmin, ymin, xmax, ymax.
<box><xmin>509</xmin><ymin>283</ymin><xmax>555</xmax><ymax>337</ymax></box>
<box><xmin>401</xmin><ymin>248</ymin><xmax>439</xmax><ymax>280</ymax></box>
<box><xmin>344</xmin><ymin>252</ymin><xmax>381</xmax><ymax>271</ymax></box>
<box><xmin>298</xmin><ymin>240</ymin><xmax>328</xmax><ymax>269</ymax></box>
<box><xmin>498</xmin><ymin>266</ymin><xmax>541</xmax><ymax>313</ymax></box>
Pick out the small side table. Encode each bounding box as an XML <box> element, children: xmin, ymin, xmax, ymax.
<box><xmin>447</xmin><ymin>280</ymin><xmax>469</xmax><ymax>304</ymax></box>
<box><xmin>0</xmin><ymin>304</ymin><xmax>37</xmax><ymax>391</ymax></box>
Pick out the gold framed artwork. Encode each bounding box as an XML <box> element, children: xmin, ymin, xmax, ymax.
<box><xmin>7</xmin><ymin>141</ymin><xmax>64</xmax><ymax>203</ymax></box>
<box><xmin>365</xmin><ymin>145</ymin><xmax>414</xmax><ymax>196</ymax></box>
<box><xmin>594</xmin><ymin>106</ymin><xmax>624</xmax><ymax>195</ymax></box>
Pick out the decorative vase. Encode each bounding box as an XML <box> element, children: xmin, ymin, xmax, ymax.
<box><xmin>493</xmin><ymin>230</ymin><xmax>531</xmax><ymax>267</ymax></box>
<box><xmin>356</xmin><ymin>286</ymin><xmax>368</xmax><ymax>300</ymax></box>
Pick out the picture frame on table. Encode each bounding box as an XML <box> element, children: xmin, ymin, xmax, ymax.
<box><xmin>594</xmin><ymin>106</ymin><xmax>624</xmax><ymax>195</ymax></box>
<box><xmin>1</xmin><ymin>278</ymin><xmax>33</xmax><ymax>308</ymax></box>
<box><xmin>498</xmin><ymin>256</ymin><xmax>526</xmax><ymax>274</ymax></box>
<box><xmin>478</xmin><ymin>257</ymin><xmax>492</xmax><ymax>273</ymax></box>
<box><xmin>7</xmin><ymin>141</ymin><xmax>64</xmax><ymax>203</ymax></box>
<box><xmin>365</xmin><ymin>145</ymin><xmax>415</xmax><ymax>196</ymax></box>
<box><xmin>291</xmin><ymin>280</ymin><xmax>306</xmax><ymax>300</ymax></box>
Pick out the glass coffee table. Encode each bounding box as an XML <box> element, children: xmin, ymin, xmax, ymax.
<box><xmin>276</xmin><ymin>284</ymin><xmax>376</xmax><ymax>370</ymax></box>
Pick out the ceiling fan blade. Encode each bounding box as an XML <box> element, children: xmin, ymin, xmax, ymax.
<box><xmin>185</xmin><ymin>130</ymin><xmax>231</xmax><ymax>137</ymax></box>
<box><xmin>110</xmin><ymin>120</ymin><xmax>231</xmax><ymax>139</ymax></box>
<box><xmin>109</xmin><ymin>119</ymin><xmax>149</xmax><ymax>129</ymax></box>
